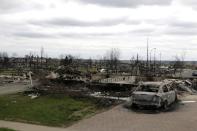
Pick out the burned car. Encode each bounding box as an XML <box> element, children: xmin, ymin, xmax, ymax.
<box><xmin>131</xmin><ymin>81</ymin><xmax>177</xmax><ymax>109</ymax></box>
<box><xmin>192</xmin><ymin>71</ymin><xmax>197</xmax><ymax>76</ymax></box>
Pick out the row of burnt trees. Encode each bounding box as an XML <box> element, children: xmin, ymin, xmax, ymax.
<box><xmin>59</xmin><ymin>48</ymin><xmax>121</xmax><ymax>74</ymax></box>
<box><xmin>58</xmin><ymin>48</ymin><xmax>184</xmax><ymax>76</ymax></box>
<box><xmin>105</xmin><ymin>48</ymin><xmax>120</xmax><ymax>73</ymax></box>
<box><xmin>0</xmin><ymin>52</ymin><xmax>9</xmax><ymax>68</ymax></box>
<box><xmin>1</xmin><ymin>46</ymin><xmax>186</xmax><ymax>77</ymax></box>
<box><xmin>0</xmin><ymin>47</ymin><xmax>55</xmax><ymax>71</ymax></box>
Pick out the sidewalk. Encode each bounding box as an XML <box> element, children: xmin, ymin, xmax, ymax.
<box><xmin>0</xmin><ymin>121</ymin><xmax>68</xmax><ymax>131</ymax></box>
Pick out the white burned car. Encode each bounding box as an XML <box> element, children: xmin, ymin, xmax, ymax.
<box><xmin>131</xmin><ymin>81</ymin><xmax>177</xmax><ymax>109</ymax></box>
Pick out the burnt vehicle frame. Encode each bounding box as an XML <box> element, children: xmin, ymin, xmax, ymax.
<box><xmin>131</xmin><ymin>81</ymin><xmax>177</xmax><ymax>109</ymax></box>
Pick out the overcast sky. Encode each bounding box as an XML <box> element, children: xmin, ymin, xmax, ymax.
<box><xmin>0</xmin><ymin>0</ymin><xmax>197</xmax><ymax>60</ymax></box>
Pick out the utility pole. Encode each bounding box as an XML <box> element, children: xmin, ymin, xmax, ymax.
<box><xmin>154</xmin><ymin>48</ymin><xmax>156</xmax><ymax>76</ymax></box>
<box><xmin>150</xmin><ymin>48</ymin><xmax>155</xmax><ymax>71</ymax></box>
<box><xmin>137</xmin><ymin>53</ymin><xmax>139</xmax><ymax>63</ymax></box>
<box><xmin>146</xmin><ymin>37</ymin><xmax>149</xmax><ymax>76</ymax></box>
<box><xmin>146</xmin><ymin>37</ymin><xmax>149</xmax><ymax>68</ymax></box>
<box><xmin>159</xmin><ymin>52</ymin><xmax>162</xmax><ymax>76</ymax></box>
<box><xmin>160</xmin><ymin>52</ymin><xmax>162</xmax><ymax>66</ymax></box>
<box><xmin>136</xmin><ymin>53</ymin><xmax>139</xmax><ymax>76</ymax></box>
<box><xmin>40</xmin><ymin>46</ymin><xmax>44</xmax><ymax>69</ymax></box>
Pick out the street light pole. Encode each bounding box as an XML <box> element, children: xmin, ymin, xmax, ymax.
<box><xmin>150</xmin><ymin>48</ymin><xmax>156</xmax><ymax>73</ymax></box>
<box><xmin>160</xmin><ymin>52</ymin><xmax>162</xmax><ymax>66</ymax></box>
<box><xmin>154</xmin><ymin>48</ymin><xmax>156</xmax><ymax>76</ymax></box>
<box><xmin>146</xmin><ymin>38</ymin><xmax>149</xmax><ymax>75</ymax></box>
<box><xmin>159</xmin><ymin>52</ymin><xmax>162</xmax><ymax>76</ymax></box>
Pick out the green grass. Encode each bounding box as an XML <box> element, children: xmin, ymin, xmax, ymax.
<box><xmin>0</xmin><ymin>94</ymin><xmax>104</xmax><ymax>127</ymax></box>
<box><xmin>0</xmin><ymin>128</ymin><xmax>16</xmax><ymax>131</ymax></box>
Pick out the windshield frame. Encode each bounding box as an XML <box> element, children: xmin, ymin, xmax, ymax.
<box><xmin>136</xmin><ymin>84</ymin><xmax>160</xmax><ymax>93</ymax></box>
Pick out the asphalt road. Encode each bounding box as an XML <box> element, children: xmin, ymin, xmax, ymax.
<box><xmin>1</xmin><ymin>95</ymin><xmax>197</xmax><ymax>131</ymax></box>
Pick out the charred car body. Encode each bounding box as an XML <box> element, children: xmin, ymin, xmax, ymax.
<box><xmin>131</xmin><ymin>81</ymin><xmax>177</xmax><ymax>109</ymax></box>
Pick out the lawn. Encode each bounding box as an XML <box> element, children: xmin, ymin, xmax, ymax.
<box><xmin>0</xmin><ymin>128</ymin><xmax>16</xmax><ymax>131</ymax></box>
<box><xmin>0</xmin><ymin>93</ymin><xmax>108</xmax><ymax>127</ymax></box>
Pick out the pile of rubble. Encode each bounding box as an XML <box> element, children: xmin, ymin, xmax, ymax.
<box><xmin>0</xmin><ymin>75</ymin><xmax>27</xmax><ymax>84</ymax></box>
<box><xmin>165</xmin><ymin>79</ymin><xmax>197</xmax><ymax>94</ymax></box>
<box><xmin>46</xmin><ymin>66</ymin><xmax>91</xmax><ymax>82</ymax></box>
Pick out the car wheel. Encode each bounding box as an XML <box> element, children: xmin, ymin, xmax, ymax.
<box><xmin>162</xmin><ymin>100</ymin><xmax>168</xmax><ymax>110</ymax></box>
<box><xmin>175</xmin><ymin>94</ymin><xmax>178</xmax><ymax>102</ymax></box>
<box><xmin>132</xmin><ymin>103</ymin><xmax>138</xmax><ymax>108</ymax></box>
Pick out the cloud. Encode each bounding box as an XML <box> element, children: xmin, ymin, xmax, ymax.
<box><xmin>1</xmin><ymin>0</ymin><xmax>197</xmax><ymax>60</ymax></box>
<box><xmin>60</xmin><ymin>32</ymin><xmax>121</xmax><ymax>38</ymax></box>
<box><xmin>129</xmin><ymin>28</ymin><xmax>155</xmax><ymax>35</ymax></box>
<box><xmin>0</xmin><ymin>0</ymin><xmax>18</xmax><ymax>9</ymax></box>
<box><xmin>30</xmin><ymin>17</ymin><xmax>140</xmax><ymax>27</ymax></box>
<box><xmin>169</xmin><ymin>21</ymin><xmax>197</xmax><ymax>28</ymax></box>
<box><xmin>12</xmin><ymin>30</ymin><xmax>123</xmax><ymax>39</ymax></box>
<box><xmin>163</xmin><ymin>19</ymin><xmax>197</xmax><ymax>36</ymax></box>
<box><xmin>178</xmin><ymin>0</ymin><xmax>197</xmax><ymax>9</ymax></box>
<box><xmin>13</xmin><ymin>31</ymin><xmax>53</xmax><ymax>38</ymax></box>
<box><xmin>165</xmin><ymin>28</ymin><xmax>197</xmax><ymax>36</ymax></box>
<box><xmin>76</xmin><ymin>0</ymin><xmax>172</xmax><ymax>8</ymax></box>
<box><xmin>0</xmin><ymin>0</ymin><xmax>44</xmax><ymax>13</ymax></box>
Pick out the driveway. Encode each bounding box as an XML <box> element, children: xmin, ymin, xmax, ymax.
<box><xmin>0</xmin><ymin>120</ymin><xmax>68</xmax><ymax>131</ymax></box>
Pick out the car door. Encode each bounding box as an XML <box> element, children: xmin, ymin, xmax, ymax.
<box><xmin>162</xmin><ymin>85</ymin><xmax>169</xmax><ymax>103</ymax></box>
<box><xmin>167</xmin><ymin>85</ymin><xmax>176</xmax><ymax>103</ymax></box>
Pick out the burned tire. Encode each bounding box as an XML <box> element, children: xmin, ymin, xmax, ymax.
<box><xmin>132</xmin><ymin>103</ymin><xmax>138</xmax><ymax>108</ymax></box>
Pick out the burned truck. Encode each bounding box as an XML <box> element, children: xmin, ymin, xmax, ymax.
<box><xmin>131</xmin><ymin>81</ymin><xmax>177</xmax><ymax>109</ymax></box>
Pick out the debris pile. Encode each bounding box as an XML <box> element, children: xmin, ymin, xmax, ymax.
<box><xmin>28</xmin><ymin>93</ymin><xmax>40</xmax><ymax>99</ymax></box>
<box><xmin>165</xmin><ymin>79</ymin><xmax>197</xmax><ymax>94</ymax></box>
<box><xmin>45</xmin><ymin>72</ymin><xmax>59</xmax><ymax>79</ymax></box>
<box><xmin>0</xmin><ymin>75</ymin><xmax>27</xmax><ymax>84</ymax></box>
<box><xmin>46</xmin><ymin>66</ymin><xmax>91</xmax><ymax>82</ymax></box>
